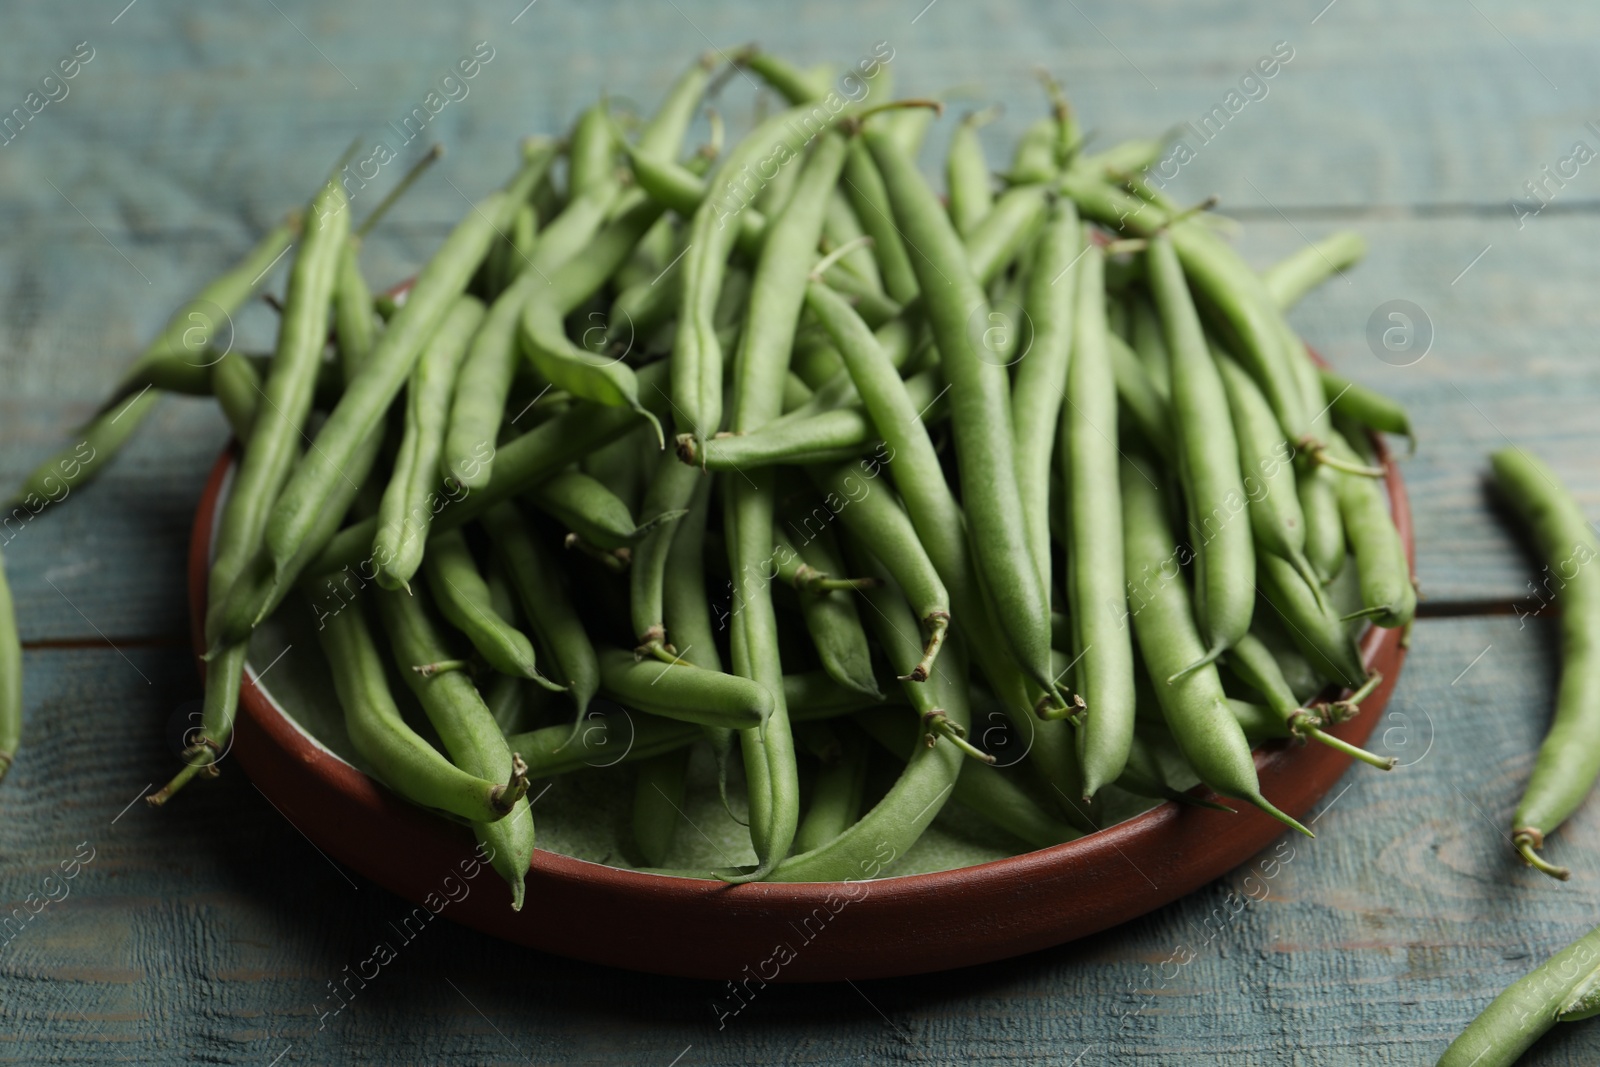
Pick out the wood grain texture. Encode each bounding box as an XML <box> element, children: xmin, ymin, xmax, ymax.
<box><xmin>4</xmin><ymin>0</ymin><xmax>1600</xmax><ymax>1061</ymax></box>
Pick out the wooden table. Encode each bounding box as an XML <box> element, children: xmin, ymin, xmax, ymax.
<box><xmin>4</xmin><ymin>1</ymin><xmax>1599</xmax><ymax>1062</ymax></box>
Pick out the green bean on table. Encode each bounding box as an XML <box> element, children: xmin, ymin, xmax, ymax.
<box><xmin>1492</xmin><ymin>446</ymin><xmax>1600</xmax><ymax>881</ymax></box>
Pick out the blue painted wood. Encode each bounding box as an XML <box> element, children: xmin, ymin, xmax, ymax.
<box><xmin>5</xmin><ymin>0</ymin><xmax>1600</xmax><ymax>1061</ymax></box>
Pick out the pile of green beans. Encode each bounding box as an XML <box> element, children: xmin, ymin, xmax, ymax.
<box><xmin>9</xmin><ymin>49</ymin><xmax>1419</xmax><ymax>904</ymax></box>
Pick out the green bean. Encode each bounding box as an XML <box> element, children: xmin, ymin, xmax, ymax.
<box><xmin>1106</xmin><ymin>331</ymin><xmax>1172</xmax><ymax>458</ymax></box>
<box><xmin>484</xmin><ymin>673</ymin><xmax>526</xmax><ymax>735</ymax></box>
<box><xmin>793</xmin><ymin>726</ymin><xmax>870</xmax><ymax>853</ymax></box>
<box><xmin>786</xmin><ymin>670</ymin><xmax>893</xmax><ymax>721</ymax></box>
<box><xmin>1283</xmin><ymin>325</ymin><xmax>1347</xmax><ymax>584</ymax></box>
<box><xmin>628</xmin><ymin>453</ymin><xmax>701</xmax><ymax>657</ymax></box>
<box><xmin>661</xmin><ymin>472</ymin><xmax>721</xmax><ymax>672</ymax></box>
<box><xmin>376</xmin><ymin>585</ymin><xmax>534</xmax><ymax>908</ymax></box>
<box><xmin>776</xmin><ymin>526</ymin><xmax>880</xmax><ymax>698</ymax></box>
<box><xmin>439</xmin><ymin>147</ymin><xmax>573</xmax><ymax>490</ymax></box>
<box><xmin>8</xmin><ymin>217</ymin><xmax>297</xmax><ymax>512</ymax></box>
<box><xmin>772</xmin><ymin>525</ymin><xmax>878</xmax><ymax>595</ymax></box>
<box><xmin>0</xmin><ymin>546</ymin><xmax>19</xmax><ymax>784</ymax></box>
<box><xmin>1261</xmin><ymin>231</ymin><xmax>1366</xmax><ymax>311</ymax></box>
<box><xmin>1148</xmin><ymin>233</ymin><xmax>1254</xmax><ymax>676</ymax></box>
<box><xmin>740</xmin><ymin>48</ymin><xmax>833</xmax><ymax>105</ymax></box>
<box><xmin>672</xmin><ymin>104</ymin><xmax>821</xmax><ymax>452</ymax></box>
<box><xmin>520</xmin><ymin>295</ymin><xmax>664</xmax><ymax>446</ymax></box>
<box><xmin>596</xmin><ymin>648</ymin><xmax>770</xmax><ymax>730</ymax></box>
<box><xmin>1120</xmin><ymin>453</ymin><xmax>1311</xmax><ymax>836</ymax></box>
<box><xmin>1331</xmin><ymin>428</ymin><xmax>1414</xmax><ymax>629</ymax></box>
<box><xmin>1065</xmin><ymin>138</ymin><xmax>1166</xmax><ymax>184</ymax></box>
<box><xmin>812</xmin><ymin>463</ymin><xmax>949</xmax><ymax>680</ymax></box>
<box><xmin>681</xmin><ymin>366</ymin><xmax>942</xmax><ymax>470</ymax></box>
<box><xmin>856</xmin><ymin>707</ymin><xmax>1080</xmax><ymax>850</ymax></box>
<box><xmin>965</xmin><ymin>184</ymin><xmax>1050</xmax><ymax>288</ymax></box>
<box><xmin>1058</xmin><ymin>241</ymin><xmax>1136</xmax><ymax>797</ymax></box>
<box><xmin>507</xmin><ymin>710</ymin><xmax>700</xmax><ymax>779</ymax></box>
<box><xmin>1213</xmin><ymin>346</ymin><xmax>1318</xmax><ymax>592</ymax></box>
<box><xmin>568</xmin><ymin>101</ymin><xmax>619</xmax><ymax>204</ymax></box>
<box><xmin>880</xmin><ymin>95</ymin><xmax>936</xmax><ymax>160</ymax></box>
<box><xmin>1438</xmin><ymin>920</ymin><xmax>1600</xmax><ymax>1066</ymax></box>
<box><xmin>1012</xmin><ymin>203</ymin><xmax>1081</xmax><ymax>585</ymax></box>
<box><xmin>637</xmin><ymin>52</ymin><xmax>717</xmax><ymax>159</ymax></box>
<box><xmin>802</xmin><ymin>277</ymin><xmax>1086</xmax><ymax>816</ymax></box>
<box><xmin>947</xmin><ymin>109</ymin><xmax>997</xmax><ymax>237</ymax></box>
<box><xmin>1256</xmin><ymin>551</ymin><xmax>1365</xmax><ymax>689</ymax></box>
<box><xmin>1115</xmin><ymin>731</ymin><xmax>1232</xmax><ymax>809</ymax></box>
<box><xmin>334</xmin><ymin>239</ymin><xmax>378</xmax><ymax>382</ymax></box>
<box><xmin>615</xmin><ymin>141</ymin><xmax>767</xmax><ymax>257</ymax></box>
<box><xmin>865</xmin><ymin>127</ymin><xmax>1058</xmax><ymax>700</ymax></box>
<box><xmin>822</xmin><ymin>188</ymin><xmax>882</xmax><ymax>292</ymax></box>
<box><xmin>768</xmin><ymin>582</ymin><xmax>968</xmax><ymax>882</ymax></box>
<box><xmin>484</xmin><ymin>503</ymin><xmax>599</xmax><ymax>726</ymax></box>
<box><xmin>1225</xmin><ymin>634</ymin><xmax>1393</xmax><ymax>768</ymax></box>
<box><xmin>374</xmin><ymin>295</ymin><xmax>486</xmax><ymax>590</ymax></box>
<box><xmin>171</xmin><ymin>176</ymin><xmax>349</xmax><ymax>808</ymax></box>
<box><xmin>1009</xmin><ymin>116</ymin><xmax>1059</xmax><ymax>184</ymax></box>
<box><xmin>526</xmin><ymin>468</ymin><xmax>671</xmax><ymax>550</ymax></box>
<box><xmin>264</xmin><ymin>179</ymin><xmax>517</xmax><ymax>571</ymax></box>
<box><xmin>632</xmin><ymin>749</ymin><xmax>691</xmax><ymax>867</ymax></box>
<box><xmin>843</xmin><ymin>139</ymin><xmax>920</xmax><ymax>305</ymax></box>
<box><xmin>1318</xmin><ymin>369</ymin><xmax>1412</xmax><ymax>442</ymax></box>
<box><xmin>317</xmin><ymin>600</ymin><xmax>524</xmax><ymax>823</ymax></box>
<box><xmin>421</xmin><ymin>528</ymin><xmax>562</xmax><ymax>688</ymax></box>
<box><xmin>1127</xmin><ymin>292</ymin><xmax>1170</xmax><ymax>397</ymax></box>
<box><xmin>1491</xmin><ymin>447</ymin><xmax>1600</xmax><ymax>880</ymax></box>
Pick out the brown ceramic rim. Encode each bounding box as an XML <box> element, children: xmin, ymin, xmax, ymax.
<box><xmin>189</xmin><ymin>357</ymin><xmax>1410</xmax><ymax>983</ymax></box>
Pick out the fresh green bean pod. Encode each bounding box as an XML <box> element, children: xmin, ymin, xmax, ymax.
<box><xmin>1256</xmin><ymin>552</ymin><xmax>1366</xmax><ymax>689</ymax></box>
<box><xmin>865</xmin><ymin>127</ymin><xmax>1058</xmax><ymax>700</ymax></box>
<box><xmin>1120</xmin><ymin>453</ymin><xmax>1310</xmax><ymax>836</ymax></box>
<box><xmin>661</xmin><ymin>472</ymin><xmax>720</xmax><ymax>672</ymax></box>
<box><xmin>802</xmin><ymin>278</ymin><xmax>1086</xmax><ymax>818</ymax></box>
<box><xmin>947</xmin><ymin>110</ymin><xmax>997</xmax><ymax>237</ymax></box>
<box><xmin>786</xmin><ymin>670</ymin><xmax>893</xmax><ymax>721</ymax></box>
<box><xmin>672</xmin><ymin>104</ymin><xmax>821</xmax><ymax>451</ymax></box>
<box><xmin>1214</xmin><ymin>347</ymin><xmax>1316</xmax><ymax>588</ymax></box>
<box><xmin>637</xmin><ymin>52</ymin><xmax>717</xmax><ymax>159</ymax></box>
<box><xmin>0</xmin><ymin>546</ymin><xmax>19</xmax><ymax>783</ymax></box>
<box><xmin>822</xmin><ymin>188</ymin><xmax>883</xmax><ymax>292</ymax></box>
<box><xmin>793</xmin><ymin>726</ymin><xmax>870</xmax><ymax>854</ymax></box>
<box><xmin>1106</xmin><ymin>331</ymin><xmax>1173</xmax><ymax>459</ymax></box>
<box><xmin>568</xmin><ymin>101</ymin><xmax>619</xmax><ymax>204</ymax></box>
<box><xmin>965</xmin><ymin>184</ymin><xmax>1050</xmax><ymax>288</ymax></box>
<box><xmin>1127</xmin><ymin>293</ymin><xmax>1171</xmax><ymax>398</ymax></box>
<box><xmin>1262</xmin><ymin>231</ymin><xmax>1367</xmax><ymax>311</ymax></box>
<box><xmin>421</xmin><ymin>528</ymin><xmax>559</xmax><ymax>687</ymax></box>
<box><xmin>507</xmin><ymin>711</ymin><xmax>701</xmax><ymax>779</ymax></box>
<box><xmin>520</xmin><ymin>294</ymin><xmax>664</xmax><ymax>445</ymax></box>
<box><xmin>265</xmin><ymin>181</ymin><xmax>515</xmax><ymax>570</ymax></box>
<box><xmin>1331</xmin><ymin>429</ymin><xmax>1414</xmax><ymax>628</ymax></box>
<box><xmin>376</xmin><ymin>585</ymin><xmax>534</xmax><ymax>908</ymax></box>
<box><xmin>633</xmin><ymin>749</ymin><xmax>691</xmax><ymax>867</ymax></box>
<box><xmin>6</xmin><ymin>216</ymin><xmax>297</xmax><ymax>512</ymax></box>
<box><xmin>768</xmin><ymin>582</ymin><xmax>968</xmax><ymax>882</ymax></box>
<box><xmin>1283</xmin><ymin>325</ymin><xmax>1347</xmax><ymax>584</ymax></box>
<box><xmin>1060</xmin><ymin>241</ymin><xmax>1136</xmax><ymax>797</ymax></box>
<box><xmin>1438</xmin><ymin>921</ymin><xmax>1600</xmax><ymax>1066</ymax></box>
<box><xmin>741</xmin><ymin>48</ymin><xmax>833</xmax><ymax>105</ymax></box>
<box><xmin>1065</xmin><ymin>138</ymin><xmax>1166</xmax><ymax>182</ymax></box>
<box><xmin>598</xmin><ymin>647</ymin><xmax>771</xmax><ymax>730</ymax></box>
<box><xmin>188</xmin><ymin>176</ymin><xmax>348</xmax><ymax>810</ymax></box>
<box><xmin>1009</xmin><ymin>116</ymin><xmax>1059</xmax><ymax>184</ymax></box>
<box><xmin>629</xmin><ymin>453</ymin><xmax>701</xmax><ymax>655</ymax></box>
<box><xmin>856</xmin><ymin>707</ymin><xmax>1080</xmax><ymax>850</ymax></box>
<box><xmin>813</xmin><ymin>463</ymin><xmax>950</xmax><ymax>680</ymax></box>
<box><xmin>317</xmin><ymin>601</ymin><xmax>521</xmax><ymax>824</ymax></box>
<box><xmin>842</xmin><ymin>139</ymin><xmax>920</xmax><ymax>305</ymax></box>
<box><xmin>1147</xmin><ymin>233</ymin><xmax>1255</xmax><ymax>674</ymax></box>
<box><xmin>680</xmin><ymin>367</ymin><xmax>942</xmax><ymax>470</ymax></box>
<box><xmin>1492</xmin><ymin>447</ymin><xmax>1600</xmax><ymax>880</ymax></box>
<box><xmin>1318</xmin><ymin>369</ymin><xmax>1412</xmax><ymax>441</ymax></box>
<box><xmin>374</xmin><ymin>295</ymin><xmax>486</xmax><ymax>590</ymax></box>
<box><xmin>777</xmin><ymin>526</ymin><xmax>880</xmax><ymax>698</ymax></box>
<box><xmin>484</xmin><ymin>503</ymin><xmax>599</xmax><ymax>725</ymax></box>
<box><xmin>526</xmin><ymin>468</ymin><xmax>663</xmax><ymax>550</ymax></box>
<box><xmin>1012</xmin><ymin>203</ymin><xmax>1081</xmax><ymax>585</ymax></box>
